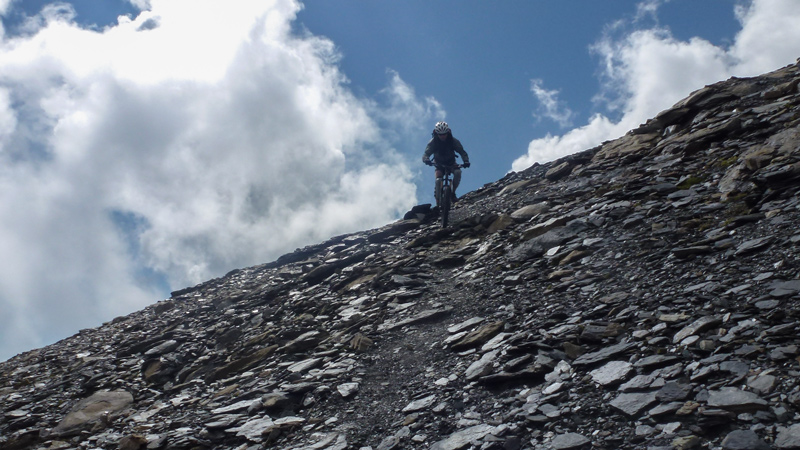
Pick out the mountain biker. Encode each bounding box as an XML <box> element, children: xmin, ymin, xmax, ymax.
<box><xmin>422</xmin><ymin>121</ymin><xmax>470</xmax><ymax>208</ymax></box>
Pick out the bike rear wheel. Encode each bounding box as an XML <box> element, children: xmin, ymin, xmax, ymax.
<box><xmin>441</xmin><ymin>185</ymin><xmax>451</xmax><ymax>228</ymax></box>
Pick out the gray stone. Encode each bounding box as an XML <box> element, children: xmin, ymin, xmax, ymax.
<box><xmin>229</xmin><ymin>416</ymin><xmax>275</xmax><ymax>441</ymax></box>
<box><xmin>377</xmin><ymin>435</ymin><xmax>400</xmax><ymax>450</ymax></box>
<box><xmin>287</xmin><ymin>357</ymin><xmax>323</xmax><ymax>373</ymax></box>
<box><xmin>634</xmin><ymin>354</ymin><xmax>680</xmax><ymax>368</ymax></box>
<box><xmin>509</xmin><ymin>221</ymin><xmax>589</xmax><ymax>261</ymax></box>
<box><xmin>619</xmin><ymin>374</ymin><xmax>656</xmax><ymax>392</ymax></box>
<box><xmin>656</xmin><ymin>382</ymin><xmax>692</xmax><ymax>402</ymax></box>
<box><xmin>402</xmin><ymin>394</ymin><xmax>437</xmax><ymax>413</ymax></box>
<box><xmin>672</xmin><ymin>246</ymin><xmax>713</xmax><ymax>259</ymax></box>
<box><xmin>589</xmin><ymin>360</ymin><xmax>633</xmax><ymax>386</ymax></box>
<box><xmin>52</xmin><ymin>390</ymin><xmax>134</xmax><ymax>437</ymax></box>
<box><xmin>573</xmin><ymin>341</ymin><xmax>636</xmax><ymax>366</ymax></box>
<box><xmin>337</xmin><ymin>382</ymin><xmax>359</xmax><ymax>398</ymax></box>
<box><xmin>755</xmin><ymin>299</ymin><xmax>780</xmax><ymax>309</ymax></box>
<box><xmin>707</xmin><ymin>387</ymin><xmax>768</xmax><ymax>412</ymax></box>
<box><xmin>734</xmin><ymin>237</ymin><xmax>773</xmax><ymax>256</ymax></box>
<box><xmin>671</xmin><ymin>435</ymin><xmax>702</xmax><ymax>450</ymax></box>
<box><xmin>776</xmin><ymin>424</ymin><xmax>800</xmax><ymax>449</ymax></box>
<box><xmin>367</xmin><ymin>218</ymin><xmax>422</xmax><ymax>243</ymax></box>
<box><xmin>551</xmin><ymin>432</ymin><xmax>591</xmax><ymax>449</ymax></box>
<box><xmin>282</xmin><ymin>330</ymin><xmax>328</xmax><ymax>353</ymax></box>
<box><xmin>379</xmin><ymin>307</ymin><xmax>453</xmax><ymax>331</ymax></box>
<box><xmin>261</xmin><ymin>392</ymin><xmax>291</xmax><ymax>410</ymax></box>
<box><xmin>450</xmin><ymin>321</ymin><xmax>505</xmax><ymax>351</ymax></box>
<box><xmin>272</xmin><ymin>416</ymin><xmax>305</xmax><ymax>429</ymax></box>
<box><xmin>672</xmin><ymin>315</ymin><xmax>722</xmax><ymax>344</ymax></box>
<box><xmin>205</xmin><ymin>414</ymin><xmax>244</xmax><ymax>428</ymax></box>
<box><xmin>770</xmin><ymin>280</ymin><xmax>800</xmax><ymax>297</ymax></box>
<box><xmin>511</xmin><ymin>203</ymin><xmax>550</xmax><ymax>220</ymax></box>
<box><xmin>212</xmin><ymin>399</ymin><xmax>257</xmax><ymax>414</ymax></box>
<box><xmin>648</xmin><ymin>402</ymin><xmax>684</xmax><ymax>417</ymax></box>
<box><xmin>144</xmin><ymin>339</ymin><xmax>180</xmax><ymax>356</ymax></box>
<box><xmin>448</xmin><ymin>317</ymin><xmax>485</xmax><ymax>334</ymax></box>
<box><xmin>429</xmin><ymin>424</ymin><xmax>496</xmax><ymax>450</ymax></box>
<box><xmin>465</xmin><ymin>350</ymin><xmax>500</xmax><ymax>380</ymax></box>
<box><xmin>721</xmin><ymin>430</ymin><xmax>770</xmax><ymax>450</ymax></box>
<box><xmin>546</xmin><ymin>161</ymin><xmax>572</xmax><ymax>180</ymax></box>
<box><xmin>610</xmin><ymin>392</ymin><xmax>658</xmax><ymax>416</ymax></box>
<box><xmin>309</xmin><ymin>433</ymin><xmax>348</xmax><ymax>450</ymax></box>
<box><xmin>720</xmin><ymin>360</ymin><xmax>750</xmax><ymax>377</ymax></box>
<box><xmin>748</xmin><ymin>374</ymin><xmax>778</xmax><ymax>395</ymax></box>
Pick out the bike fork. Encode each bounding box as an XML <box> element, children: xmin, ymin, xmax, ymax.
<box><xmin>435</xmin><ymin>177</ymin><xmax>443</xmax><ymax>207</ymax></box>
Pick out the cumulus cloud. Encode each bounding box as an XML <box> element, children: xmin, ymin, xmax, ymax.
<box><xmin>512</xmin><ymin>0</ymin><xmax>800</xmax><ymax>171</ymax></box>
<box><xmin>375</xmin><ymin>69</ymin><xmax>446</xmax><ymax>139</ymax></box>
<box><xmin>0</xmin><ymin>0</ymin><xmax>427</xmax><ymax>360</ymax></box>
<box><xmin>127</xmin><ymin>0</ymin><xmax>152</xmax><ymax>11</ymax></box>
<box><xmin>731</xmin><ymin>0</ymin><xmax>800</xmax><ymax>75</ymax></box>
<box><xmin>530</xmin><ymin>79</ymin><xmax>575</xmax><ymax>128</ymax></box>
<box><xmin>633</xmin><ymin>0</ymin><xmax>664</xmax><ymax>23</ymax></box>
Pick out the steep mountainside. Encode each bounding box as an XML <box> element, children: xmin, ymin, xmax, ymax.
<box><xmin>3</xmin><ymin>61</ymin><xmax>800</xmax><ymax>450</ymax></box>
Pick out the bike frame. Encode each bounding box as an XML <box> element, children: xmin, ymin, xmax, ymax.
<box><xmin>434</xmin><ymin>163</ymin><xmax>461</xmax><ymax>228</ymax></box>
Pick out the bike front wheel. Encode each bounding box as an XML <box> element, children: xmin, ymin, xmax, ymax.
<box><xmin>441</xmin><ymin>185</ymin><xmax>451</xmax><ymax>228</ymax></box>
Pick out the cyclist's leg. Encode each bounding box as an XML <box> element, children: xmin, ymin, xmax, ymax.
<box><xmin>441</xmin><ymin>184</ymin><xmax>451</xmax><ymax>227</ymax></box>
<box><xmin>452</xmin><ymin>168</ymin><xmax>462</xmax><ymax>200</ymax></box>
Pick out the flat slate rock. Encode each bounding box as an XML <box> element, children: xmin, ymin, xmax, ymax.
<box><xmin>672</xmin><ymin>315</ymin><xmax>722</xmax><ymax>343</ymax></box>
<box><xmin>589</xmin><ymin>360</ymin><xmax>633</xmax><ymax>386</ymax></box>
<box><xmin>551</xmin><ymin>432</ymin><xmax>591</xmax><ymax>450</ymax></box>
<box><xmin>52</xmin><ymin>390</ymin><xmax>134</xmax><ymax>437</ymax></box>
<box><xmin>721</xmin><ymin>430</ymin><xmax>770</xmax><ymax>450</ymax></box>
<box><xmin>776</xmin><ymin>424</ymin><xmax>800</xmax><ymax>450</ymax></box>
<box><xmin>610</xmin><ymin>392</ymin><xmax>658</xmax><ymax>417</ymax></box>
<box><xmin>573</xmin><ymin>341</ymin><xmax>636</xmax><ymax>366</ymax></box>
<box><xmin>656</xmin><ymin>382</ymin><xmax>692</xmax><ymax>402</ymax></box>
<box><xmin>378</xmin><ymin>307</ymin><xmax>453</xmax><ymax>331</ymax></box>
<box><xmin>429</xmin><ymin>424</ymin><xmax>496</xmax><ymax>450</ymax></box>
<box><xmin>707</xmin><ymin>387</ymin><xmax>768</xmax><ymax>412</ymax></box>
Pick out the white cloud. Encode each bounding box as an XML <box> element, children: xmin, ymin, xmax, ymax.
<box><xmin>633</xmin><ymin>0</ymin><xmax>665</xmax><ymax>23</ymax></box>
<box><xmin>522</xmin><ymin>114</ymin><xmax>620</xmax><ymax>166</ymax></box>
<box><xmin>127</xmin><ymin>0</ymin><xmax>151</xmax><ymax>11</ymax></box>
<box><xmin>377</xmin><ymin>70</ymin><xmax>445</xmax><ymax>134</ymax></box>
<box><xmin>0</xmin><ymin>88</ymin><xmax>14</xmax><ymax>143</ymax></box>
<box><xmin>0</xmin><ymin>0</ymin><xmax>12</xmax><ymax>37</ymax></box>
<box><xmin>530</xmin><ymin>79</ymin><xmax>575</xmax><ymax>128</ymax></box>
<box><xmin>731</xmin><ymin>0</ymin><xmax>800</xmax><ymax>75</ymax></box>
<box><xmin>513</xmin><ymin>0</ymin><xmax>800</xmax><ymax>171</ymax></box>
<box><xmin>0</xmin><ymin>0</ymin><xmax>11</xmax><ymax>16</ymax></box>
<box><xmin>0</xmin><ymin>0</ymin><xmax>425</xmax><ymax>360</ymax></box>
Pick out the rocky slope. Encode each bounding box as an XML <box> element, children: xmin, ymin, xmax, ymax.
<box><xmin>4</xmin><ymin>61</ymin><xmax>800</xmax><ymax>450</ymax></box>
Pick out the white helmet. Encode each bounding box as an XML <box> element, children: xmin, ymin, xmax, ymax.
<box><xmin>434</xmin><ymin>121</ymin><xmax>450</xmax><ymax>135</ymax></box>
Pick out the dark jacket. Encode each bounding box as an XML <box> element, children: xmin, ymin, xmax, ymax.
<box><xmin>422</xmin><ymin>132</ymin><xmax>469</xmax><ymax>167</ymax></box>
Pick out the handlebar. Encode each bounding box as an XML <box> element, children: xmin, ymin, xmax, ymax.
<box><xmin>436</xmin><ymin>163</ymin><xmax>461</xmax><ymax>170</ymax></box>
<box><xmin>429</xmin><ymin>163</ymin><xmax>468</xmax><ymax>171</ymax></box>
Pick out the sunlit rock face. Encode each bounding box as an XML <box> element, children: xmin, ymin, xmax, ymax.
<box><xmin>3</xmin><ymin>61</ymin><xmax>800</xmax><ymax>450</ymax></box>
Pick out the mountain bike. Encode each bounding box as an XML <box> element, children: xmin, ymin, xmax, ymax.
<box><xmin>434</xmin><ymin>163</ymin><xmax>463</xmax><ymax>228</ymax></box>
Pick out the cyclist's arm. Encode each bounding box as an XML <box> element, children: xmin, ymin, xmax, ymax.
<box><xmin>454</xmin><ymin>139</ymin><xmax>469</xmax><ymax>164</ymax></box>
<box><xmin>422</xmin><ymin>140</ymin><xmax>435</xmax><ymax>164</ymax></box>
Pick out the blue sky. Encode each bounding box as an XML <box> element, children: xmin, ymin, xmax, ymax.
<box><xmin>295</xmin><ymin>1</ymin><xmax>744</xmax><ymax>191</ymax></box>
<box><xmin>1</xmin><ymin>0</ymin><xmax>800</xmax><ymax>361</ymax></box>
